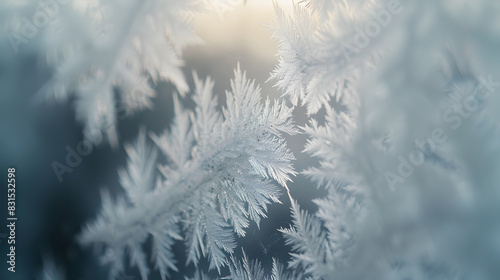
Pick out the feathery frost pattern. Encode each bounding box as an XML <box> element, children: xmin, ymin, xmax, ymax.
<box><xmin>187</xmin><ymin>251</ymin><xmax>301</xmax><ymax>280</ymax></box>
<box><xmin>31</xmin><ymin>0</ymin><xmax>240</xmax><ymax>146</ymax></box>
<box><xmin>7</xmin><ymin>0</ymin><xmax>500</xmax><ymax>279</ymax></box>
<box><xmin>270</xmin><ymin>0</ymin><xmax>380</xmax><ymax>115</ymax></box>
<box><xmin>79</xmin><ymin>66</ymin><xmax>297</xmax><ymax>279</ymax></box>
<box><xmin>225</xmin><ymin>250</ymin><xmax>301</xmax><ymax>280</ymax></box>
<box><xmin>274</xmin><ymin>0</ymin><xmax>500</xmax><ymax>279</ymax></box>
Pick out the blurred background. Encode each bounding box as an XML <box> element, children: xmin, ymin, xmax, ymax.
<box><xmin>0</xmin><ymin>1</ymin><xmax>321</xmax><ymax>279</ymax></box>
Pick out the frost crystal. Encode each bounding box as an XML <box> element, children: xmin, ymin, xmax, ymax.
<box><xmin>28</xmin><ymin>0</ymin><xmax>241</xmax><ymax>146</ymax></box>
<box><xmin>274</xmin><ymin>0</ymin><xmax>500</xmax><ymax>279</ymax></box>
<box><xmin>80</xmin><ymin>66</ymin><xmax>296</xmax><ymax>279</ymax></box>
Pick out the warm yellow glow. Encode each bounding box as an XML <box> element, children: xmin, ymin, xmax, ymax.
<box><xmin>193</xmin><ymin>0</ymin><xmax>293</xmax><ymax>63</ymax></box>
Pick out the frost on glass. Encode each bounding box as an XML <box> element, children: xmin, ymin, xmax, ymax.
<box><xmin>273</xmin><ymin>0</ymin><xmax>500</xmax><ymax>279</ymax></box>
<box><xmin>5</xmin><ymin>0</ymin><xmax>500</xmax><ymax>279</ymax></box>
<box><xmin>10</xmin><ymin>0</ymin><xmax>241</xmax><ymax>147</ymax></box>
<box><xmin>79</xmin><ymin>67</ymin><xmax>297</xmax><ymax>279</ymax></box>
